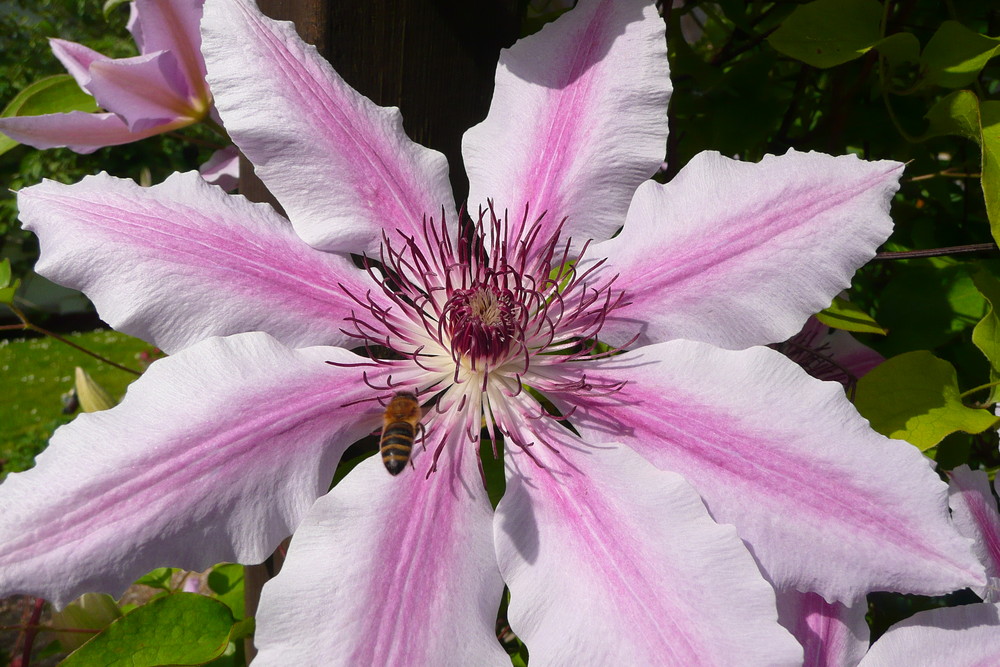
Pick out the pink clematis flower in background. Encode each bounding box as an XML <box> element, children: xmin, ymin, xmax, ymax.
<box><xmin>778</xmin><ymin>590</ymin><xmax>1000</xmax><ymax>666</ymax></box>
<box><xmin>775</xmin><ymin>465</ymin><xmax>1000</xmax><ymax>665</ymax></box>
<box><xmin>0</xmin><ymin>0</ymin><xmax>236</xmax><ymax>186</ymax></box>
<box><xmin>0</xmin><ymin>0</ymin><xmax>986</xmax><ymax>662</ymax></box>
<box><xmin>774</xmin><ymin>314</ymin><xmax>884</xmax><ymax>389</ymax></box>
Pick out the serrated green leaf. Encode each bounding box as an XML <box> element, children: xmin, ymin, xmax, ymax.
<box><xmin>972</xmin><ymin>269</ymin><xmax>1000</xmax><ymax>404</ymax></box>
<box><xmin>854</xmin><ymin>351</ymin><xmax>1000</xmax><ymax>450</ymax></box>
<box><xmin>103</xmin><ymin>0</ymin><xmax>131</xmax><ymax>18</ymax></box>
<box><xmin>922</xmin><ymin>21</ymin><xmax>1000</xmax><ymax>89</ymax></box>
<box><xmin>767</xmin><ymin>0</ymin><xmax>882</xmax><ymax>68</ymax></box>
<box><xmin>0</xmin><ymin>75</ymin><xmax>99</xmax><ymax>156</ymax></box>
<box><xmin>61</xmin><ymin>593</ymin><xmax>236</xmax><ymax>667</ymax></box>
<box><xmin>0</xmin><ymin>258</ymin><xmax>10</xmax><ymax>288</ymax></box>
<box><xmin>815</xmin><ymin>296</ymin><xmax>887</xmax><ymax>334</ymax></box>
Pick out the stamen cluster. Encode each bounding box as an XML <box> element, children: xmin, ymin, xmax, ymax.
<box><xmin>336</xmin><ymin>205</ymin><xmax>631</xmax><ymax>472</ymax></box>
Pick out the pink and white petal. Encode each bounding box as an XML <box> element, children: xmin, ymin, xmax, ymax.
<box><xmin>564</xmin><ymin>340</ymin><xmax>984</xmax><ymax>601</ymax></box>
<box><xmin>859</xmin><ymin>603</ymin><xmax>1000</xmax><ymax>667</ymax></box>
<box><xmin>49</xmin><ymin>38</ymin><xmax>108</xmax><ymax>90</ymax></box>
<box><xmin>19</xmin><ymin>171</ymin><xmax>380</xmax><ymax>354</ymax></box>
<box><xmin>128</xmin><ymin>0</ymin><xmax>208</xmax><ymax>98</ymax></box>
<box><xmin>823</xmin><ymin>328</ymin><xmax>884</xmax><ymax>378</ymax></box>
<box><xmin>202</xmin><ymin>0</ymin><xmax>455</xmax><ymax>255</ymax></box>
<box><xmin>775</xmin><ymin>589</ymin><xmax>868</xmax><ymax>667</ymax></box>
<box><xmin>199</xmin><ymin>145</ymin><xmax>239</xmax><ymax>191</ymax></box>
<box><xmin>596</xmin><ymin>150</ymin><xmax>902</xmax><ymax>349</ymax></box>
<box><xmin>493</xmin><ymin>416</ymin><xmax>802</xmax><ymax>665</ymax></box>
<box><xmin>948</xmin><ymin>465</ymin><xmax>1000</xmax><ymax>600</ymax></box>
<box><xmin>88</xmin><ymin>52</ymin><xmax>197</xmax><ymax>130</ymax></box>
<box><xmin>463</xmin><ymin>0</ymin><xmax>669</xmax><ymax>249</ymax></box>
<box><xmin>254</xmin><ymin>427</ymin><xmax>508</xmax><ymax>666</ymax></box>
<box><xmin>777</xmin><ymin>317</ymin><xmax>883</xmax><ymax>387</ymax></box>
<box><xmin>0</xmin><ymin>333</ymin><xmax>386</xmax><ymax>608</ymax></box>
<box><xmin>0</xmin><ymin>111</ymin><xmax>174</xmax><ymax>154</ymax></box>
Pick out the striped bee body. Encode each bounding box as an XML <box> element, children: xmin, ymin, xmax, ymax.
<box><xmin>380</xmin><ymin>392</ymin><xmax>422</xmax><ymax>475</ymax></box>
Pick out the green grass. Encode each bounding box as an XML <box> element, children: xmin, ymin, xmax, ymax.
<box><xmin>0</xmin><ymin>330</ymin><xmax>153</xmax><ymax>476</ymax></box>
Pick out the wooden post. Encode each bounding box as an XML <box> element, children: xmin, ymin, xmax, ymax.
<box><xmin>240</xmin><ymin>0</ymin><xmax>521</xmax><ymax>204</ymax></box>
<box><xmin>237</xmin><ymin>1</ymin><xmax>521</xmax><ymax>659</ymax></box>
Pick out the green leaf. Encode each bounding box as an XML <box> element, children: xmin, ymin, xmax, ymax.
<box><xmin>873</xmin><ymin>31</ymin><xmax>921</xmax><ymax>73</ymax></box>
<box><xmin>207</xmin><ymin>564</ymin><xmax>246</xmax><ymax>620</ymax></box>
<box><xmin>1</xmin><ymin>75</ymin><xmax>98</xmax><ymax>119</ymax></box>
<box><xmin>0</xmin><ymin>258</ymin><xmax>10</xmax><ymax>288</ymax></box>
<box><xmin>854</xmin><ymin>351</ymin><xmax>1000</xmax><ymax>450</ymax></box>
<box><xmin>922</xmin><ymin>21</ymin><xmax>1000</xmax><ymax>89</ymax></box>
<box><xmin>815</xmin><ymin>296</ymin><xmax>887</xmax><ymax>334</ymax></box>
<box><xmin>51</xmin><ymin>593</ymin><xmax>123</xmax><ymax>651</ymax></box>
<box><xmin>922</xmin><ymin>89</ymin><xmax>980</xmax><ymax>141</ymax></box>
<box><xmin>972</xmin><ymin>269</ymin><xmax>1000</xmax><ymax>404</ymax></box>
<box><xmin>133</xmin><ymin>567</ymin><xmax>177</xmax><ymax>591</ymax></box>
<box><xmin>75</xmin><ymin>366</ymin><xmax>118</xmax><ymax>412</ymax></box>
<box><xmin>61</xmin><ymin>593</ymin><xmax>236</xmax><ymax>667</ymax></box>
<box><xmin>981</xmin><ymin>101</ymin><xmax>1000</xmax><ymax>241</ymax></box>
<box><xmin>103</xmin><ymin>0</ymin><xmax>132</xmax><ymax>18</ymax></box>
<box><xmin>0</xmin><ymin>279</ymin><xmax>20</xmax><ymax>305</ymax></box>
<box><xmin>920</xmin><ymin>92</ymin><xmax>1000</xmax><ymax>244</ymax></box>
<box><xmin>767</xmin><ymin>0</ymin><xmax>882</xmax><ymax>68</ymax></box>
<box><xmin>0</xmin><ymin>75</ymin><xmax>99</xmax><ymax>156</ymax></box>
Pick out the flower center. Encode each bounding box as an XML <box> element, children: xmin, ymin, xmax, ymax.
<box><xmin>333</xmin><ymin>206</ymin><xmax>633</xmax><ymax>474</ymax></box>
<box><xmin>445</xmin><ymin>284</ymin><xmax>520</xmax><ymax>367</ymax></box>
<box><xmin>340</xmin><ymin>205</ymin><xmax>628</xmax><ymax>392</ymax></box>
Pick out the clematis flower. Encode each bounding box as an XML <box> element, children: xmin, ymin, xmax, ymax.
<box><xmin>777</xmin><ymin>465</ymin><xmax>1000</xmax><ymax>665</ymax></box>
<box><xmin>777</xmin><ymin>589</ymin><xmax>1000</xmax><ymax>666</ymax></box>
<box><xmin>773</xmin><ymin>314</ymin><xmax>884</xmax><ymax>388</ymax></box>
<box><xmin>0</xmin><ymin>0</ymin><xmax>985</xmax><ymax>662</ymax></box>
<box><xmin>948</xmin><ymin>465</ymin><xmax>1000</xmax><ymax>602</ymax></box>
<box><xmin>0</xmin><ymin>0</ymin><xmax>216</xmax><ymax>154</ymax></box>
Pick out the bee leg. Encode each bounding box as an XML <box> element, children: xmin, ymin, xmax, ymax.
<box><xmin>417</xmin><ymin>423</ymin><xmax>428</xmax><ymax>451</ymax></box>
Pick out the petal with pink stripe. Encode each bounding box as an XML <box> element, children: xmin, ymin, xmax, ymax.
<box><xmin>201</xmin><ymin>0</ymin><xmax>455</xmax><ymax>254</ymax></box>
<box><xmin>0</xmin><ymin>111</ymin><xmax>174</xmax><ymax>154</ymax></box>
<box><xmin>19</xmin><ymin>171</ymin><xmax>379</xmax><ymax>354</ymax></box>
<box><xmin>775</xmin><ymin>589</ymin><xmax>868</xmax><ymax>667</ymax></box>
<box><xmin>254</xmin><ymin>425</ymin><xmax>507</xmax><ymax>666</ymax></box>
<box><xmin>463</xmin><ymin>0</ymin><xmax>669</xmax><ymax>249</ymax></box>
<box><xmin>948</xmin><ymin>465</ymin><xmax>1000</xmax><ymax>601</ymax></box>
<box><xmin>128</xmin><ymin>0</ymin><xmax>208</xmax><ymax>95</ymax></box>
<box><xmin>49</xmin><ymin>38</ymin><xmax>108</xmax><ymax>90</ymax></box>
<box><xmin>0</xmin><ymin>333</ymin><xmax>386</xmax><ymax>608</ymax></box>
<box><xmin>494</xmin><ymin>415</ymin><xmax>802</xmax><ymax>665</ymax></box>
<box><xmin>596</xmin><ymin>150</ymin><xmax>902</xmax><ymax>349</ymax></box>
<box><xmin>87</xmin><ymin>52</ymin><xmax>198</xmax><ymax>130</ymax></box>
<box><xmin>565</xmin><ymin>340</ymin><xmax>985</xmax><ymax>601</ymax></box>
<box><xmin>859</xmin><ymin>603</ymin><xmax>1000</xmax><ymax>666</ymax></box>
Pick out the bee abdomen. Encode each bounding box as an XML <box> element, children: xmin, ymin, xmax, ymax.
<box><xmin>380</xmin><ymin>422</ymin><xmax>415</xmax><ymax>475</ymax></box>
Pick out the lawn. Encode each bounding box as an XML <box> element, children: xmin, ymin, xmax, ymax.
<box><xmin>0</xmin><ymin>330</ymin><xmax>153</xmax><ymax>477</ymax></box>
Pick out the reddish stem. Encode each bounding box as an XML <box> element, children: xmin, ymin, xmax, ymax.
<box><xmin>11</xmin><ymin>597</ymin><xmax>44</xmax><ymax>667</ymax></box>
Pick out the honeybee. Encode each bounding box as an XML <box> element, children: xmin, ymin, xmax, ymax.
<box><xmin>380</xmin><ymin>392</ymin><xmax>423</xmax><ymax>475</ymax></box>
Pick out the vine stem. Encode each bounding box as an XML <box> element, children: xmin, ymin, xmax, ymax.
<box><xmin>11</xmin><ymin>597</ymin><xmax>44</xmax><ymax>667</ymax></box>
<box><xmin>3</xmin><ymin>305</ymin><xmax>142</xmax><ymax>376</ymax></box>
<box><xmin>875</xmin><ymin>243</ymin><xmax>999</xmax><ymax>260</ymax></box>
<box><xmin>960</xmin><ymin>380</ymin><xmax>1000</xmax><ymax>400</ymax></box>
